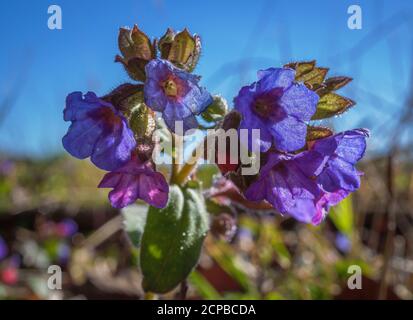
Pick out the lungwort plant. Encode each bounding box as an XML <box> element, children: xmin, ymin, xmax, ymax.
<box><xmin>61</xmin><ymin>25</ymin><xmax>369</xmax><ymax>295</ymax></box>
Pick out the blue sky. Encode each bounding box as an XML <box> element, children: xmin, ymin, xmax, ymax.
<box><xmin>0</xmin><ymin>0</ymin><xmax>412</xmax><ymax>158</ymax></box>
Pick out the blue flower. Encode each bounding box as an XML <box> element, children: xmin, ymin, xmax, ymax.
<box><xmin>336</xmin><ymin>233</ymin><xmax>352</xmax><ymax>253</ymax></box>
<box><xmin>235</xmin><ymin>67</ymin><xmax>319</xmax><ymax>152</ymax></box>
<box><xmin>62</xmin><ymin>92</ymin><xmax>136</xmax><ymax>171</ymax></box>
<box><xmin>144</xmin><ymin>58</ymin><xmax>212</xmax><ymax>132</ymax></box>
<box><xmin>244</xmin><ymin>129</ymin><xmax>369</xmax><ymax>224</ymax></box>
<box><xmin>0</xmin><ymin>236</ymin><xmax>8</xmax><ymax>261</ymax></box>
<box><xmin>311</xmin><ymin>128</ymin><xmax>369</xmax><ymax>193</ymax></box>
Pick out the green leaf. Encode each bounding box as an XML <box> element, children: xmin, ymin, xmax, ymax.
<box><xmin>306</xmin><ymin>126</ymin><xmax>333</xmax><ymax>141</ymax></box>
<box><xmin>207</xmin><ymin>240</ymin><xmax>255</xmax><ymax>292</ymax></box>
<box><xmin>312</xmin><ymin>93</ymin><xmax>355</xmax><ymax>120</ymax></box>
<box><xmin>140</xmin><ymin>185</ymin><xmax>209</xmax><ymax>293</ymax></box>
<box><xmin>122</xmin><ymin>204</ymin><xmax>148</xmax><ymax>248</ymax></box>
<box><xmin>188</xmin><ymin>271</ymin><xmax>221</xmax><ymax>300</ymax></box>
<box><xmin>196</xmin><ymin>164</ymin><xmax>220</xmax><ymax>188</ymax></box>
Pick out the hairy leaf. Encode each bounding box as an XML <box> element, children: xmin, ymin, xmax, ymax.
<box><xmin>122</xmin><ymin>204</ymin><xmax>148</xmax><ymax>248</ymax></box>
<box><xmin>200</xmin><ymin>95</ymin><xmax>228</xmax><ymax>123</ymax></box>
<box><xmin>140</xmin><ymin>185</ymin><xmax>209</xmax><ymax>293</ymax></box>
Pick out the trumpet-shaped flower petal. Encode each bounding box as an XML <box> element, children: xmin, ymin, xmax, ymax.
<box><xmin>98</xmin><ymin>155</ymin><xmax>169</xmax><ymax>209</ymax></box>
<box><xmin>235</xmin><ymin>67</ymin><xmax>319</xmax><ymax>152</ymax></box>
<box><xmin>144</xmin><ymin>59</ymin><xmax>212</xmax><ymax>132</ymax></box>
<box><xmin>62</xmin><ymin>92</ymin><xmax>136</xmax><ymax>171</ymax></box>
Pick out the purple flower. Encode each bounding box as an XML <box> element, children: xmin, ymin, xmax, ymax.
<box><xmin>311</xmin><ymin>128</ymin><xmax>369</xmax><ymax>193</ymax></box>
<box><xmin>144</xmin><ymin>58</ymin><xmax>212</xmax><ymax>132</ymax></box>
<box><xmin>56</xmin><ymin>219</ymin><xmax>78</xmax><ymax>238</ymax></box>
<box><xmin>0</xmin><ymin>236</ymin><xmax>8</xmax><ymax>261</ymax></box>
<box><xmin>235</xmin><ymin>67</ymin><xmax>319</xmax><ymax>152</ymax></box>
<box><xmin>98</xmin><ymin>154</ymin><xmax>169</xmax><ymax>209</ymax></box>
<box><xmin>62</xmin><ymin>92</ymin><xmax>136</xmax><ymax>171</ymax></box>
<box><xmin>57</xmin><ymin>242</ymin><xmax>71</xmax><ymax>264</ymax></box>
<box><xmin>336</xmin><ymin>233</ymin><xmax>352</xmax><ymax>253</ymax></box>
<box><xmin>0</xmin><ymin>159</ymin><xmax>15</xmax><ymax>176</ymax></box>
<box><xmin>244</xmin><ymin>129</ymin><xmax>368</xmax><ymax>224</ymax></box>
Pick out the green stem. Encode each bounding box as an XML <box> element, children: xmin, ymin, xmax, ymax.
<box><xmin>170</xmin><ymin>133</ymin><xmax>181</xmax><ymax>184</ymax></box>
<box><xmin>174</xmin><ymin>136</ymin><xmax>209</xmax><ymax>185</ymax></box>
<box><xmin>174</xmin><ymin>162</ymin><xmax>197</xmax><ymax>185</ymax></box>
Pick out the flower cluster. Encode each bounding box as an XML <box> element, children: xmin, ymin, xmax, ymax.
<box><xmin>244</xmin><ymin>129</ymin><xmax>368</xmax><ymax>224</ymax></box>
<box><xmin>62</xmin><ymin>26</ymin><xmax>211</xmax><ymax>209</ymax></box>
<box><xmin>232</xmin><ymin>64</ymin><xmax>369</xmax><ymax>224</ymax></box>
<box><xmin>62</xmin><ymin>25</ymin><xmax>368</xmax><ymax>226</ymax></box>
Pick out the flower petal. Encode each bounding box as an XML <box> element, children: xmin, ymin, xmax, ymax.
<box><xmin>144</xmin><ymin>58</ymin><xmax>212</xmax><ymax>133</ymax></box>
<box><xmin>91</xmin><ymin>118</ymin><xmax>136</xmax><ymax>171</ymax></box>
<box><xmin>313</xmin><ymin>189</ymin><xmax>349</xmax><ymax>225</ymax></box>
<box><xmin>239</xmin><ymin>116</ymin><xmax>272</xmax><ymax>152</ymax></box>
<box><xmin>279</xmin><ymin>83</ymin><xmax>319</xmax><ymax>121</ymax></box>
<box><xmin>181</xmin><ymin>84</ymin><xmax>213</xmax><ymax>114</ymax></box>
<box><xmin>318</xmin><ymin>157</ymin><xmax>361</xmax><ymax>192</ymax></box>
<box><xmin>144</xmin><ymin>79</ymin><xmax>168</xmax><ymax>112</ymax></box>
<box><xmin>62</xmin><ymin>117</ymin><xmax>104</xmax><ymax>159</ymax></box>
<box><xmin>335</xmin><ymin>129</ymin><xmax>369</xmax><ymax>164</ymax></box>
<box><xmin>270</xmin><ymin>116</ymin><xmax>307</xmax><ymax>152</ymax></box>
<box><xmin>64</xmin><ymin>92</ymin><xmax>112</xmax><ymax>121</ymax></box>
<box><xmin>257</xmin><ymin>68</ymin><xmax>295</xmax><ymax>91</ymax></box>
<box><xmin>137</xmin><ymin>172</ymin><xmax>169</xmax><ymax>208</ymax></box>
<box><xmin>108</xmin><ymin>174</ymin><xmax>140</xmax><ymax>209</ymax></box>
<box><xmin>98</xmin><ymin>156</ymin><xmax>169</xmax><ymax>209</ymax></box>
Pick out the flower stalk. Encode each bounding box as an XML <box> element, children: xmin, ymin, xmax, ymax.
<box><xmin>170</xmin><ymin>133</ymin><xmax>181</xmax><ymax>184</ymax></box>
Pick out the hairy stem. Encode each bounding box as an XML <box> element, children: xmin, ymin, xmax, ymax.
<box><xmin>174</xmin><ymin>135</ymin><xmax>211</xmax><ymax>185</ymax></box>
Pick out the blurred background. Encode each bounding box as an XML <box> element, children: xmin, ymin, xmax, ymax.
<box><xmin>1</xmin><ymin>0</ymin><xmax>413</xmax><ymax>299</ymax></box>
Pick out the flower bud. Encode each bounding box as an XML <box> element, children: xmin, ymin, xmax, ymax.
<box><xmin>222</xmin><ymin>110</ymin><xmax>241</xmax><ymax>131</ymax></box>
<box><xmin>102</xmin><ymin>83</ymin><xmax>144</xmax><ymax>114</ymax></box>
<box><xmin>129</xmin><ymin>103</ymin><xmax>156</xmax><ymax>139</ymax></box>
<box><xmin>201</xmin><ymin>95</ymin><xmax>228</xmax><ymax>123</ymax></box>
<box><xmin>115</xmin><ymin>25</ymin><xmax>156</xmax><ymax>82</ymax></box>
<box><xmin>158</xmin><ymin>28</ymin><xmax>175</xmax><ymax>58</ymax></box>
<box><xmin>158</xmin><ymin>28</ymin><xmax>201</xmax><ymax>72</ymax></box>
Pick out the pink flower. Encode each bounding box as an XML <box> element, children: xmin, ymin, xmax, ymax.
<box><xmin>98</xmin><ymin>154</ymin><xmax>169</xmax><ymax>209</ymax></box>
